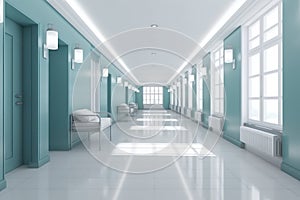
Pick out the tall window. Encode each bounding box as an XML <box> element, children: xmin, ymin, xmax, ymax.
<box><xmin>143</xmin><ymin>86</ymin><xmax>163</xmax><ymax>105</ymax></box>
<box><xmin>188</xmin><ymin>77</ymin><xmax>193</xmax><ymax>109</ymax></box>
<box><xmin>212</xmin><ymin>45</ymin><xmax>224</xmax><ymax>116</ymax></box>
<box><xmin>197</xmin><ymin>67</ymin><xmax>203</xmax><ymax>111</ymax></box>
<box><xmin>247</xmin><ymin>4</ymin><xmax>282</xmax><ymax>128</ymax></box>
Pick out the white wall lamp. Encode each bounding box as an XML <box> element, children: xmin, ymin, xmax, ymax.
<box><xmin>117</xmin><ymin>76</ymin><xmax>122</xmax><ymax>84</ymax></box>
<box><xmin>102</xmin><ymin>67</ymin><xmax>109</xmax><ymax>78</ymax></box>
<box><xmin>71</xmin><ymin>46</ymin><xmax>83</xmax><ymax>70</ymax></box>
<box><xmin>183</xmin><ymin>78</ymin><xmax>188</xmax><ymax>85</ymax></box>
<box><xmin>124</xmin><ymin>81</ymin><xmax>128</xmax><ymax>88</ymax></box>
<box><xmin>200</xmin><ymin>67</ymin><xmax>207</xmax><ymax>77</ymax></box>
<box><xmin>43</xmin><ymin>24</ymin><xmax>59</xmax><ymax>59</ymax></box>
<box><xmin>224</xmin><ymin>49</ymin><xmax>235</xmax><ymax>70</ymax></box>
<box><xmin>0</xmin><ymin>0</ymin><xmax>3</xmax><ymax>24</ymax></box>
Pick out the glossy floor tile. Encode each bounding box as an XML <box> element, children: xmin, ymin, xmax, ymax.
<box><xmin>1</xmin><ymin>110</ymin><xmax>300</xmax><ymax>200</ymax></box>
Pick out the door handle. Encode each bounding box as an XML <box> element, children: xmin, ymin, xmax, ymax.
<box><xmin>15</xmin><ymin>94</ymin><xmax>23</xmax><ymax>98</ymax></box>
<box><xmin>15</xmin><ymin>101</ymin><xmax>23</xmax><ymax>105</ymax></box>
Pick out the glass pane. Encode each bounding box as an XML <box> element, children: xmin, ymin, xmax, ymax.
<box><xmin>215</xmin><ymin>100</ymin><xmax>220</xmax><ymax>113</ymax></box>
<box><xmin>264</xmin><ymin>99</ymin><xmax>278</xmax><ymax>124</ymax></box>
<box><xmin>249</xmin><ymin>20</ymin><xmax>260</xmax><ymax>40</ymax></box>
<box><xmin>264</xmin><ymin>25</ymin><xmax>278</xmax><ymax>42</ymax></box>
<box><xmin>220</xmin><ymin>68</ymin><xmax>224</xmax><ymax>83</ymax></box>
<box><xmin>159</xmin><ymin>87</ymin><xmax>163</xmax><ymax>93</ymax></box>
<box><xmin>249</xmin><ymin>37</ymin><xmax>260</xmax><ymax>50</ymax></box>
<box><xmin>220</xmin><ymin>99</ymin><xmax>224</xmax><ymax>114</ymax></box>
<box><xmin>249</xmin><ymin>53</ymin><xmax>260</xmax><ymax>76</ymax></box>
<box><xmin>215</xmin><ymin>70</ymin><xmax>220</xmax><ymax>84</ymax></box>
<box><xmin>264</xmin><ymin>72</ymin><xmax>278</xmax><ymax>97</ymax></box>
<box><xmin>264</xmin><ymin>45</ymin><xmax>278</xmax><ymax>72</ymax></box>
<box><xmin>215</xmin><ymin>85</ymin><xmax>220</xmax><ymax>98</ymax></box>
<box><xmin>220</xmin><ymin>85</ymin><xmax>224</xmax><ymax>98</ymax></box>
<box><xmin>264</xmin><ymin>6</ymin><xmax>278</xmax><ymax>31</ymax></box>
<box><xmin>215</xmin><ymin>60</ymin><xmax>219</xmax><ymax>67</ymax></box>
<box><xmin>249</xmin><ymin>99</ymin><xmax>260</xmax><ymax>121</ymax></box>
<box><xmin>249</xmin><ymin>77</ymin><xmax>260</xmax><ymax>98</ymax></box>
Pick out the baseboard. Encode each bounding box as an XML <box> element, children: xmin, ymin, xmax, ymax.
<box><xmin>0</xmin><ymin>179</ymin><xmax>7</xmax><ymax>191</ymax></box>
<box><xmin>28</xmin><ymin>154</ymin><xmax>50</xmax><ymax>168</ymax></box>
<box><xmin>223</xmin><ymin>134</ymin><xmax>245</xmax><ymax>148</ymax></box>
<box><xmin>281</xmin><ymin>162</ymin><xmax>300</xmax><ymax>181</ymax></box>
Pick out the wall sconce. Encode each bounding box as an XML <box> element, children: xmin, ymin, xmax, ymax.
<box><xmin>117</xmin><ymin>76</ymin><xmax>122</xmax><ymax>84</ymax></box>
<box><xmin>102</xmin><ymin>67</ymin><xmax>109</xmax><ymax>78</ymax></box>
<box><xmin>43</xmin><ymin>25</ymin><xmax>59</xmax><ymax>59</ymax></box>
<box><xmin>183</xmin><ymin>78</ymin><xmax>187</xmax><ymax>84</ymax></box>
<box><xmin>124</xmin><ymin>81</ymin><xmax>128</xmax><ymax>87</ymax></box>
<box><xmin>71</xmin><ymin>47</ymin><xmax>83</xmax><ymax>70</ymax></box>
<box><xmin>0</xmin><ymin>0</ymin><xmax>3</xmax><ymax>23</ymax></box>
<box><xmin>128</xmin><ymin>85</ymin><xmax>132</xmax><ymax>90</ymax></box>
<box><xmin>200</xmin><ymin>67</ymin><xmax>207</xmax><ymax>77</ymax></box>
<box><xmin>224</xmin><ymin>49</ymin><xmax>235</xmax><ymax>70</ymax></box>
<box><xmin>46</xmin><ymin>27</ymin><xmax>58</xmax><ymax>50</ymax></box>
<box><xmin>189</xmin><ymin>74</ymin><xmax>195</xmax><ymax>82</ymax></box>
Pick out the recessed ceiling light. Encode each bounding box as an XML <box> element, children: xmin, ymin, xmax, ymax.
<box><xmin>150</xmin><ymin>24</ymin><xmax>158</xmax><ymax>28</ymax></box>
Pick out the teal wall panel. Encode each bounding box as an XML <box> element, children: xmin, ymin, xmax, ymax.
<box><xmin>202</xmin><ymin>53</ymin><xmax>211</xmax><ymax>127</ymax></box>
<box><xmin>223</xmin><ymin>27</ymin><xmax>244</xmax><ymax>147</ymax></box>
<box><xmin>0</xmin><ymin>2</ymin><xmax>6</xmax><ymax>191</ymax></box>
<box><xmin>49</xmin><ymin>45</ymin><xmax>70</xmax><ymax>150</ymax></box>
<box><xmin>136</xmin><ymin>87</ymin><xmax>144</xmax><ymax>109</ymax></box>
<box><xmin>163</xmin><ymin>87</ymin><xmax>170</xmax><ymax>109</ymax></box>
<box><xmin>281</xmin><ymin>0</ymin><xmax>300</xmax><ymax>180</ymax></box>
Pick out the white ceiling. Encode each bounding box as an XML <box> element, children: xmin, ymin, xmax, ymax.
<box><xmin>48</xmin><ymin>0</ymin><xmax>250</xmax><ymax>85</ymax></box>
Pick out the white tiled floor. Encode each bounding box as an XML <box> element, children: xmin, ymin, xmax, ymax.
<box><xmin>1</xmin><ymin>110</ymin><xmax>300</xmax><ymax>200</ymax></box>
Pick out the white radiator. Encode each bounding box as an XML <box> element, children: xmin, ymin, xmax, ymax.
<box><xmin>240</xmin><ymin>126</ymin><xmax>279</xmax><ymax>157</ymax></box>
<box><xmin>186</xmin><ymin>109</ymin><xmax>192</xmax><ymax>118</ymax></box>
<box><xmin>194</xmin><ymin>111</ymin><xmax>202</xmax><ymax>122</ymax></box>
<box><xmin>176</xmin><ymin>106</ymin><xmax>179</xmax><ymax>113</ymax></box>
<box><xmin>181</xmin><ymin>107</ymin><xmax>185</xmax><ymax>115</ymax></box>
<box><xmin>208</xmin><ymin>116</ymin><xmax>223</xmax><ymax>133</ymax></box>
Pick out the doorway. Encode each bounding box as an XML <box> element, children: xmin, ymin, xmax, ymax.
<box><xmin>4</xmin><ymin>18</ymin><xmax>23</xmax><ymax>173</ymax></box>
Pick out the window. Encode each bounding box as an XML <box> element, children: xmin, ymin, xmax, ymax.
<box><xmin>246</xmin><ymin>4</ymin><xmax>282</xmax><ymax>128</ymax></box>
<box><xmin>188</xmin><ymin>74</ymin><xmax>193</xmax><ymax>109</ymax></box>
<box><xmin>212</xmin><ymin>45</ymin><xmax>224</xmax><ymax>116</ymax></box>
<box><xmin>143</xmin><ymin>86</ymin><xmax>163</xmax><ymax>105</ymax></box>
<box><xmin>197</xmin><ymin>67</ymin><xmax>203</xmax><ymax>111</ymax></box>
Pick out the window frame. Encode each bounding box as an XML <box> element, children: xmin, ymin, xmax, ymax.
<box><xmin>143</xmin><ymin>86</ymin><xmax>163</xmax><ymax>105</ymax></box>
<box><xmin>197</xmin><ymin>65</ymin><xmax>203</xmax><ymax>111</ymax></box>
<box><xmin>211</xmin><ymin>44</ymin><xmax>224</xmax><ymax>116</ymax></box>
<box><xmin>246</xmin><ymin>3</ymin><xmax>282</xmax><ymax>129</ymax></box>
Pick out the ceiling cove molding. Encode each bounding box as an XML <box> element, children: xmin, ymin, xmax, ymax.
<box><xmin>47</xmin><ymin>0</ymin><xmax>140</xmax><ymax>85</ymax></box>
<box><xmin>168</xmin><ymin>0</ymin><xmax>274</xmax><ymax>85</ymax></box>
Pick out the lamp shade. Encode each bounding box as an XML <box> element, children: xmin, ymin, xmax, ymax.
<box><xmin>46</xmin><ymin>29</ymin><xmax>58</xmax><ymax>50</ymax></box>
<box><xmin>102</xmin><ymin>68</ymin><xmax>109</xmax><ymax>78</ymax></box>
<box><xmin>117</xmin><ymin>76</ymin><xmax>122</xmax><ymax>84</ymax></box>
<box><xmin>74</xmin><ymin>48</ymin><xmax>83</xmax><ymax>63</ymax></box>
<box><xmin>124</xmin><ymin>81</ymin><xmax>128</xmax><ymax>87</ymax></box>
<box><xmin>224</xmin><ymin>49</ymin><xmax>234</xmax><ymax>63</ymax></box>
<box><xmin>189</xmin><ymin>74</ymin><xmax>195</xmax><ymax>82</ymax></box>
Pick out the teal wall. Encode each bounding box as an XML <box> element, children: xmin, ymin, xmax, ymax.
<box><xmin>281</xmin><ymin>0</ymin><xmax>300</xmax><ymax>180</ymax></box>
<box><xmin>202</xmin><ymin>53</ymin><xmax>211</xmax><ymax>127</ymax></box>
<box><xmin>0</xmin><ymin>3</ymin><xmax>6</xmax><ymax>191</ymax></box>
<box><xmin>49</xmin><ymin>45</ymin><xmax>70</xmax><ymax>150</ymax></box>
<box><xmin>223</xmin><ymin>27</ymin><xmax>244</xmax><ymax>147</ymax></box>
<box><xmin>136</xmin><ymin>87</ymin><xmax>144</xmax><ymax>109</ymax></box>
<box><xmin>163</xmin><ymin>87</ymin><xmax>170</xmax><ymax>109</ymax></box>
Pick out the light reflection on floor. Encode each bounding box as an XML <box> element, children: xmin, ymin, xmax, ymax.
<box><xmin>112</xmin><ymin>143</ymin><xmax>215</xmax><ymax>157</ymax></box>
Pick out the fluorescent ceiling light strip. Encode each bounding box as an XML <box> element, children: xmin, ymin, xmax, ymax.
<box><xmin>64</xmin><ymin>0</ymin><xmax>140</xmax><ymax>84</ymax></box>
<box><xmin>171</xmin><ymin>0</ymin><xmax>247</xmax><ymax>82</ymax></box>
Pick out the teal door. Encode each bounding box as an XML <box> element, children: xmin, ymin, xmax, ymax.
<box><xmin>4</xmin><ymin>18</ymin><xmax>23</xmax><ymax>173</ymax></box>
